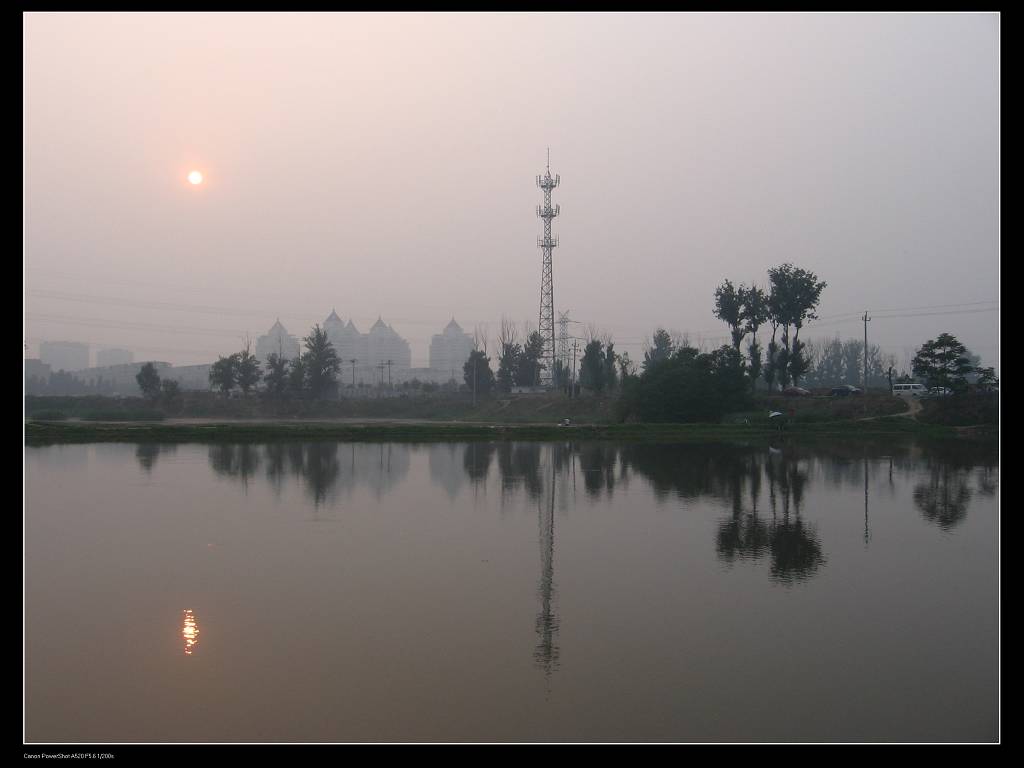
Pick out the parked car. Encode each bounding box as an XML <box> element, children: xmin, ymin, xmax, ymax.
<box><xmin>924</xmin><ymin>386</ymin><xmax>953</xmax><ymax>398</ymax></box>
<box><xmin>830</xmin><ymin>385</ymin><xmax>863</xmax><ymax>397</ymax></box>
<box><xmin>892</xmin><ymin>383</ymin><xmax>927</xmax><ymax>398</ymax></box>
<box><xmin>782</xmin><ymin>386</ymin><xmax>811</xmax><ymax>397</ymax></box>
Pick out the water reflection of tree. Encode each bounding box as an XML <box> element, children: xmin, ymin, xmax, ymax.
<box><xmin>497</xmin><ymin>443</ymin><xmax>543</xmax><ymax>499</ymax></box>
<box><xmin>206</xmin><ymin>442</ymin><xmax>414</xmax><ymax>505</ymax></box>
<box><xmin>303</xmin><ymin>443</ymin><xmax>342</xmax><ymax>506</ymax></box>
<box><xmin>577</xmin><ymin>443</ymin><xmax>618</xmax><ymax>497</ymax></box>
<box><xmin>208</xmin><ymin>444</ymin><xmax>261</xmax><ymax>488</ymax></box>
<box><xmin>717</xmin><ymin>455</ymin><xmax>770</xmax><ymax>562</ymax></box>
<box><xmin>135</xmin><ymin>443</ymin><xmax>177</xmax><ymax>473</ymax></box>
<box><xmin>462</xmin><ymin>442</ymin><xmax>495</xmax><ymax>484</ymax></box>
<box><xmin>914</xmin><ymin>466</ymin><xmax>972</xmax><ymax>531</ymax></box>
<box><xmin>766</xmin><ymin>452</ymin><xmax>825</xmax><ymax>583</ymax></box>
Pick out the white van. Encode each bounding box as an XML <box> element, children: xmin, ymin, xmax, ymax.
<box><xmin>892</xmin><ymin>383</ymin><xmax>927</xmax><ymax>398</ymax></box>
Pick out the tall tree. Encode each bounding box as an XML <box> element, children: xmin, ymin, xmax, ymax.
<box><xmin>264</xmin><ymin>352</ymin><xmax>290</xmax><ymax>399</ymax></box>
<box><xmin>463</xmin><ymin>349</ymin><xmax>495</xmax><ymax>396</ymax></box>
<box><xmin>209</xmin><ymin>355</ymin><xmax>238</xmax><ymax>396</ymax></box>
<box><xmin>235</xmin><ymin>344</ymin><xmax>262</xmax><ymax>396</ymax></box>
<box><xmin>579</xmin><ymin>339</ymin><xmax>605</xmax><ymax>393</ymax></box>
<box><xmin>518</xmin><ymin>331</ymin><xmax>546</xmax><ymax>386</ymax></box>
<box><xmin>603</xmin><ymin>341</ymin><xmax>618</xmax><ymax>392</ymax></box>
<box><xmin>767</xmin><ymin>263</ymin><xmax>827</xmax><ymax>386</ymax></box>
<box><xmin>136</xmin><ymin>362</ymin><xmax>162</xmax><ymax>400</ymax></box>
<box><xmin>713</xmin><ymin>279</ymin><xmax>746</xmax><ymax>350</ymax></box>
<box><xmin>287</xmin><ymin>356</ymin><xmax>307</xmax><ymax>397</ymax></box>
<box><xmin>741</xmin><ymin>285</ymin><xmax>769</xmax><ymax>391</ymax></box>
<box><xmin>301</xmin><ymin>324</ymin><xmax>341</xmax><ymax>399</ymax></box>
<box><xmin>496</xmin><ymin>316</ymin><xmax>519</xmax><ymax>392</ymax></box>
<box><xmin>912</xmin><ymin>333</ymin><xmax>975</xmax><ymax>392</ymax></box>
<box><xmin>643</xmin><ymin>328</ymin><xmax>675</xmax><ymax>372</ymax></box>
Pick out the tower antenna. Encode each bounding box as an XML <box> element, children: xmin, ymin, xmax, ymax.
<box><xmin>536</xmin><ymin>151</ymin><xmax>560</xmax><ymax>387</ymax></box>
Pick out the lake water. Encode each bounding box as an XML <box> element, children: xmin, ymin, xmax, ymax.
<box><xmin>24</xmin><ymin>439</ymin><xmax>998</xmax><ymax>743</ymax></box>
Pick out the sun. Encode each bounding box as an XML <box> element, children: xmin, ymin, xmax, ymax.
<box><xmin>187</xmin><ymin>170</ymin><xmax>204</xmax><ymax>185</ymax></box>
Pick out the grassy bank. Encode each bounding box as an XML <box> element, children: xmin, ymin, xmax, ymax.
<box><xmin>24</xmin><ymin>416</ymin><xmax>967</xmax><ymax>446</ymax></box>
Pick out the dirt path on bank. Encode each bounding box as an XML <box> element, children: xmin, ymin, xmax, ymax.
<box><xmin>858</xmin><ymin>397</ymin><xmax>921</xmax><ymax>421</ymax></box>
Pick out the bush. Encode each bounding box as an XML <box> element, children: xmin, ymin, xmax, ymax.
<box><xmin>80</xmin><ymin>410</ymin><xmax>166</xmax><ymax>421</ymax></box>
<box><xmin>29</xmin><ymin>410</ymin><xmax>68</xmax><ymax>421</ymax></box>
<box><xmin>918</xmin><ymin>393</ymin><xmax>998</xmax><ymax>426</ymax></box>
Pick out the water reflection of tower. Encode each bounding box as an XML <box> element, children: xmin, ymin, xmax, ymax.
<box><xmin>864</xmin><ymin>456</ymin><xmax>872</xmax><ymax>546</ymax></box>
<box><xmin>534</xmin><ymin>445</ymin><xmax>560</xmax><ymax>681</ymax></box>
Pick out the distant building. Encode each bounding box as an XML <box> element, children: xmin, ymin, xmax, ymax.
<box><xmin>429</xmin><ymin>318</ymin><xmax>475</xmax><ymax>380</ymax></box>
<box><xmin>62</xmin><ymin>361</ymin><xmax>172</xmax><ymax>396</ymax></box>
<box><xmin>97</xmin><ymin>348</ymin><xmax>134</xmax><ymax>367</ymax></box>
<box><xmin>25</xmin><ymin>358</ymin><xmax>51</xmax><ymax>392</ymax></box>
<box><xmin>254</xmin><ymin>319</ymin><xmax>301</xmax><ymax>364</ymax></box>
<box><xmin>318</xmin><ymin>310</ymin><xmax>411</xmax><ymax>385</ymax></box>
<box><xmin>39</xmin><ymin>341</ymin><xmax>89</xmax><ymax>372</ymax></box>
<box><xmin>367</xmin><ymin>316</ymin><xmax>412</xmax><ymax>371</ymax></box>
<box><xmin>164</xmin><ymin>363</ymin><xmax>213</xmax><ymax>391</ymax></box>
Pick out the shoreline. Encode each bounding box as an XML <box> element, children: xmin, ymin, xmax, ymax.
<box><xmin>24</xmin><ymin>418</ymin><xmax>992</xmax><ymax>445</ymax></box>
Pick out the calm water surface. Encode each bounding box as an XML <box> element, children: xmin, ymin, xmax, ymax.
<box><xmin>25</xmin><ymin>439</ymin><xmax>998</xmax><ymax>742</ymax></box>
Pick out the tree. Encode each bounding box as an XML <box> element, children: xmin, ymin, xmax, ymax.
<box><xmin>912</xmin><ymin>333</ymin><xmax>975</xmax><ymax>393</ymax></box>
<box><xmin>518</xmin><ymin>331</ymin><xmax>546</xmax><ymax>386</ymax></box>
<box><xmin>161</xmin><ymin>379</ymin><xmax>180</xmax><ymax>400</ymax></box>
<box><xmin>643</xmin><ymin>328</ymin><xmax>675</xmax><ymax>373</ymax></box>
<box><xmin>713</xmin><ymin>279</ymin><xmax>746</xmax><ymax>350</ymax></box>
<box><xmin>264</xmin><ymin>352</ymin><xmax>290</xmax><ymax>399</ymax></box>
<box><xmin>618</xmin><ymin>352</ymin><xmax>637</xmax><ymax>383</ymax></box>
<box><xmin>789</xmin><ymin>338</ymin><xmax>811</xmax><ymax>387</ymax></box>
<box><xmin>287</xmin><ymin>356</ymin><xmax>307</xmax><ymax>397</ymax></box>
<box><xmin>235</xmin><ymin>345</ymin><xmax>262</xmax><ymax>396</ymax></box>
<box><xmin>301</xmin><ymin>324</ymin><xmax>342</xmax><ymax>399</ymax></box>
<box><xmin>603</xmin><ymin>341</ymin><xmax>618</xmax><ymax>392</ymax></box>
<box><xmin>463</xmin><ymin>349</ymin><xmax>495</xmax><ymax>396</ymax></box>
<box><xmin>496</xmin><ymin>316</ymin><xmax>519</xmax><ymax>392</ymax></box>
<box><xmin>742</xmin><ymin>285</ymin><xmax>769</xmax><ymax>391</ymax></box>
<box><xmin>579</xmin><ymin>339</ymin><xmax>605</xmax><ymax>393</ymax></box>
<box><xmin>618</xmin><ymin>344</ymin><xmax>752</xmax><ymax>423</ymax></box>
<box><xmin>209</xmin><ymin>355</ymin><xmax>238</xmax><ymax>396</ymax></box>
<box><xmin>767</xmin><ymin>263</ymin><xmax>827</xmax><ymax>386</ymax></box>
<box><xmin>974</xmin><ymin>366</ymin><xmax>999</xmax><ymax>393</ymax></box>
<box><xmin>136</xmin><ymin>362</ymin><xmax>162</xmax><ymax>400</ymax></box>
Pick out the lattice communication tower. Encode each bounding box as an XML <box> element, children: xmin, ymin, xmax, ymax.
<box><xmin>536</xmin><ymin>150</ymin><xmax>559</xmax><ymax>387</ymax></box>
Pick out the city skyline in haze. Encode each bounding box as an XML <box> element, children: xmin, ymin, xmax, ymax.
<box><xmin>25</xmin><ymin>12</ymin><xmax>999</xmax><ymax>371</ymax></box>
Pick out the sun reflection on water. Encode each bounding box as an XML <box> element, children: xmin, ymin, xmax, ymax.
<box><xmin>182</xmin><ymin>609</ymin><xmax>199</xmax><ymax>656</ymax></box>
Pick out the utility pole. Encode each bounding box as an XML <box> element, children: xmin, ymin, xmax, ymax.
<box><xmin>350</xmin><ymin>359</ymin><xmax>357</xmax><ymax>388</ymax></box>
<box><xmin>386</xmin><ymin>359</ymin><xmax>392</xmax><ymax>388</ymax></box>
<box><xmin>862</xmin><ymin>311</ymin><xmax>871</xmax><ymax>392</ymax></box>
<box><xmin>472</xmin><ymin>354</ymin><xmax>477</xmax><ymax>407</ymax></box>
<box><xmin>570</xmin><ymin>339</ymin><xmax>578</xmax><ymax>399</ymax></box>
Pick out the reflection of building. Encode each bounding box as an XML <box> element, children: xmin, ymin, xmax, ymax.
<box><xmin>429</xmin><ymin>318</ymin><xmax>474</xmax><ymax>379</ymax></box>
<box><xmin>39</xmin><ymin>341</ymin><xmax>89</xmax><ymax>372</ymax></box>
<box><xmin>254</xmin><ymin>319</ymin><xmax>301</xmax><ymax>363</ymax></box>
<box><xmin>97</xmin><ymin>348</ymin><xmax>134</xmax><ymax>367</ymax></box>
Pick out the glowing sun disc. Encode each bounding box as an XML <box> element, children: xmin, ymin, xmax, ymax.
<box><xmin>188</xmin><ymin>170</ymin><xmax>203</xmax><ymax>185</ymax></box>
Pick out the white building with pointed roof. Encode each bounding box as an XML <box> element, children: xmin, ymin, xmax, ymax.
<box><xmin>254</xmin><ymin>319</ymin><xmax>301</xmax><ymax>363</ymax></box>
<box><xmin>429</xmin><ymin>318</ymin><xmax>475</xmax><ymax>379</ymax></box>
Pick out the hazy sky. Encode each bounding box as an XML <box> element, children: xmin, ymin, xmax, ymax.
<box><xmin>24</xmin><ymin>12</ymin><xmax>999</xmax><ymax>370</ymax></box>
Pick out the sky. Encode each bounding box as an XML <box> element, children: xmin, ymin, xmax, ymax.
<box><xmin>24</xmin><ymin>12</ymin><xmax>999</xmax><ymax>371</ymax></box>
